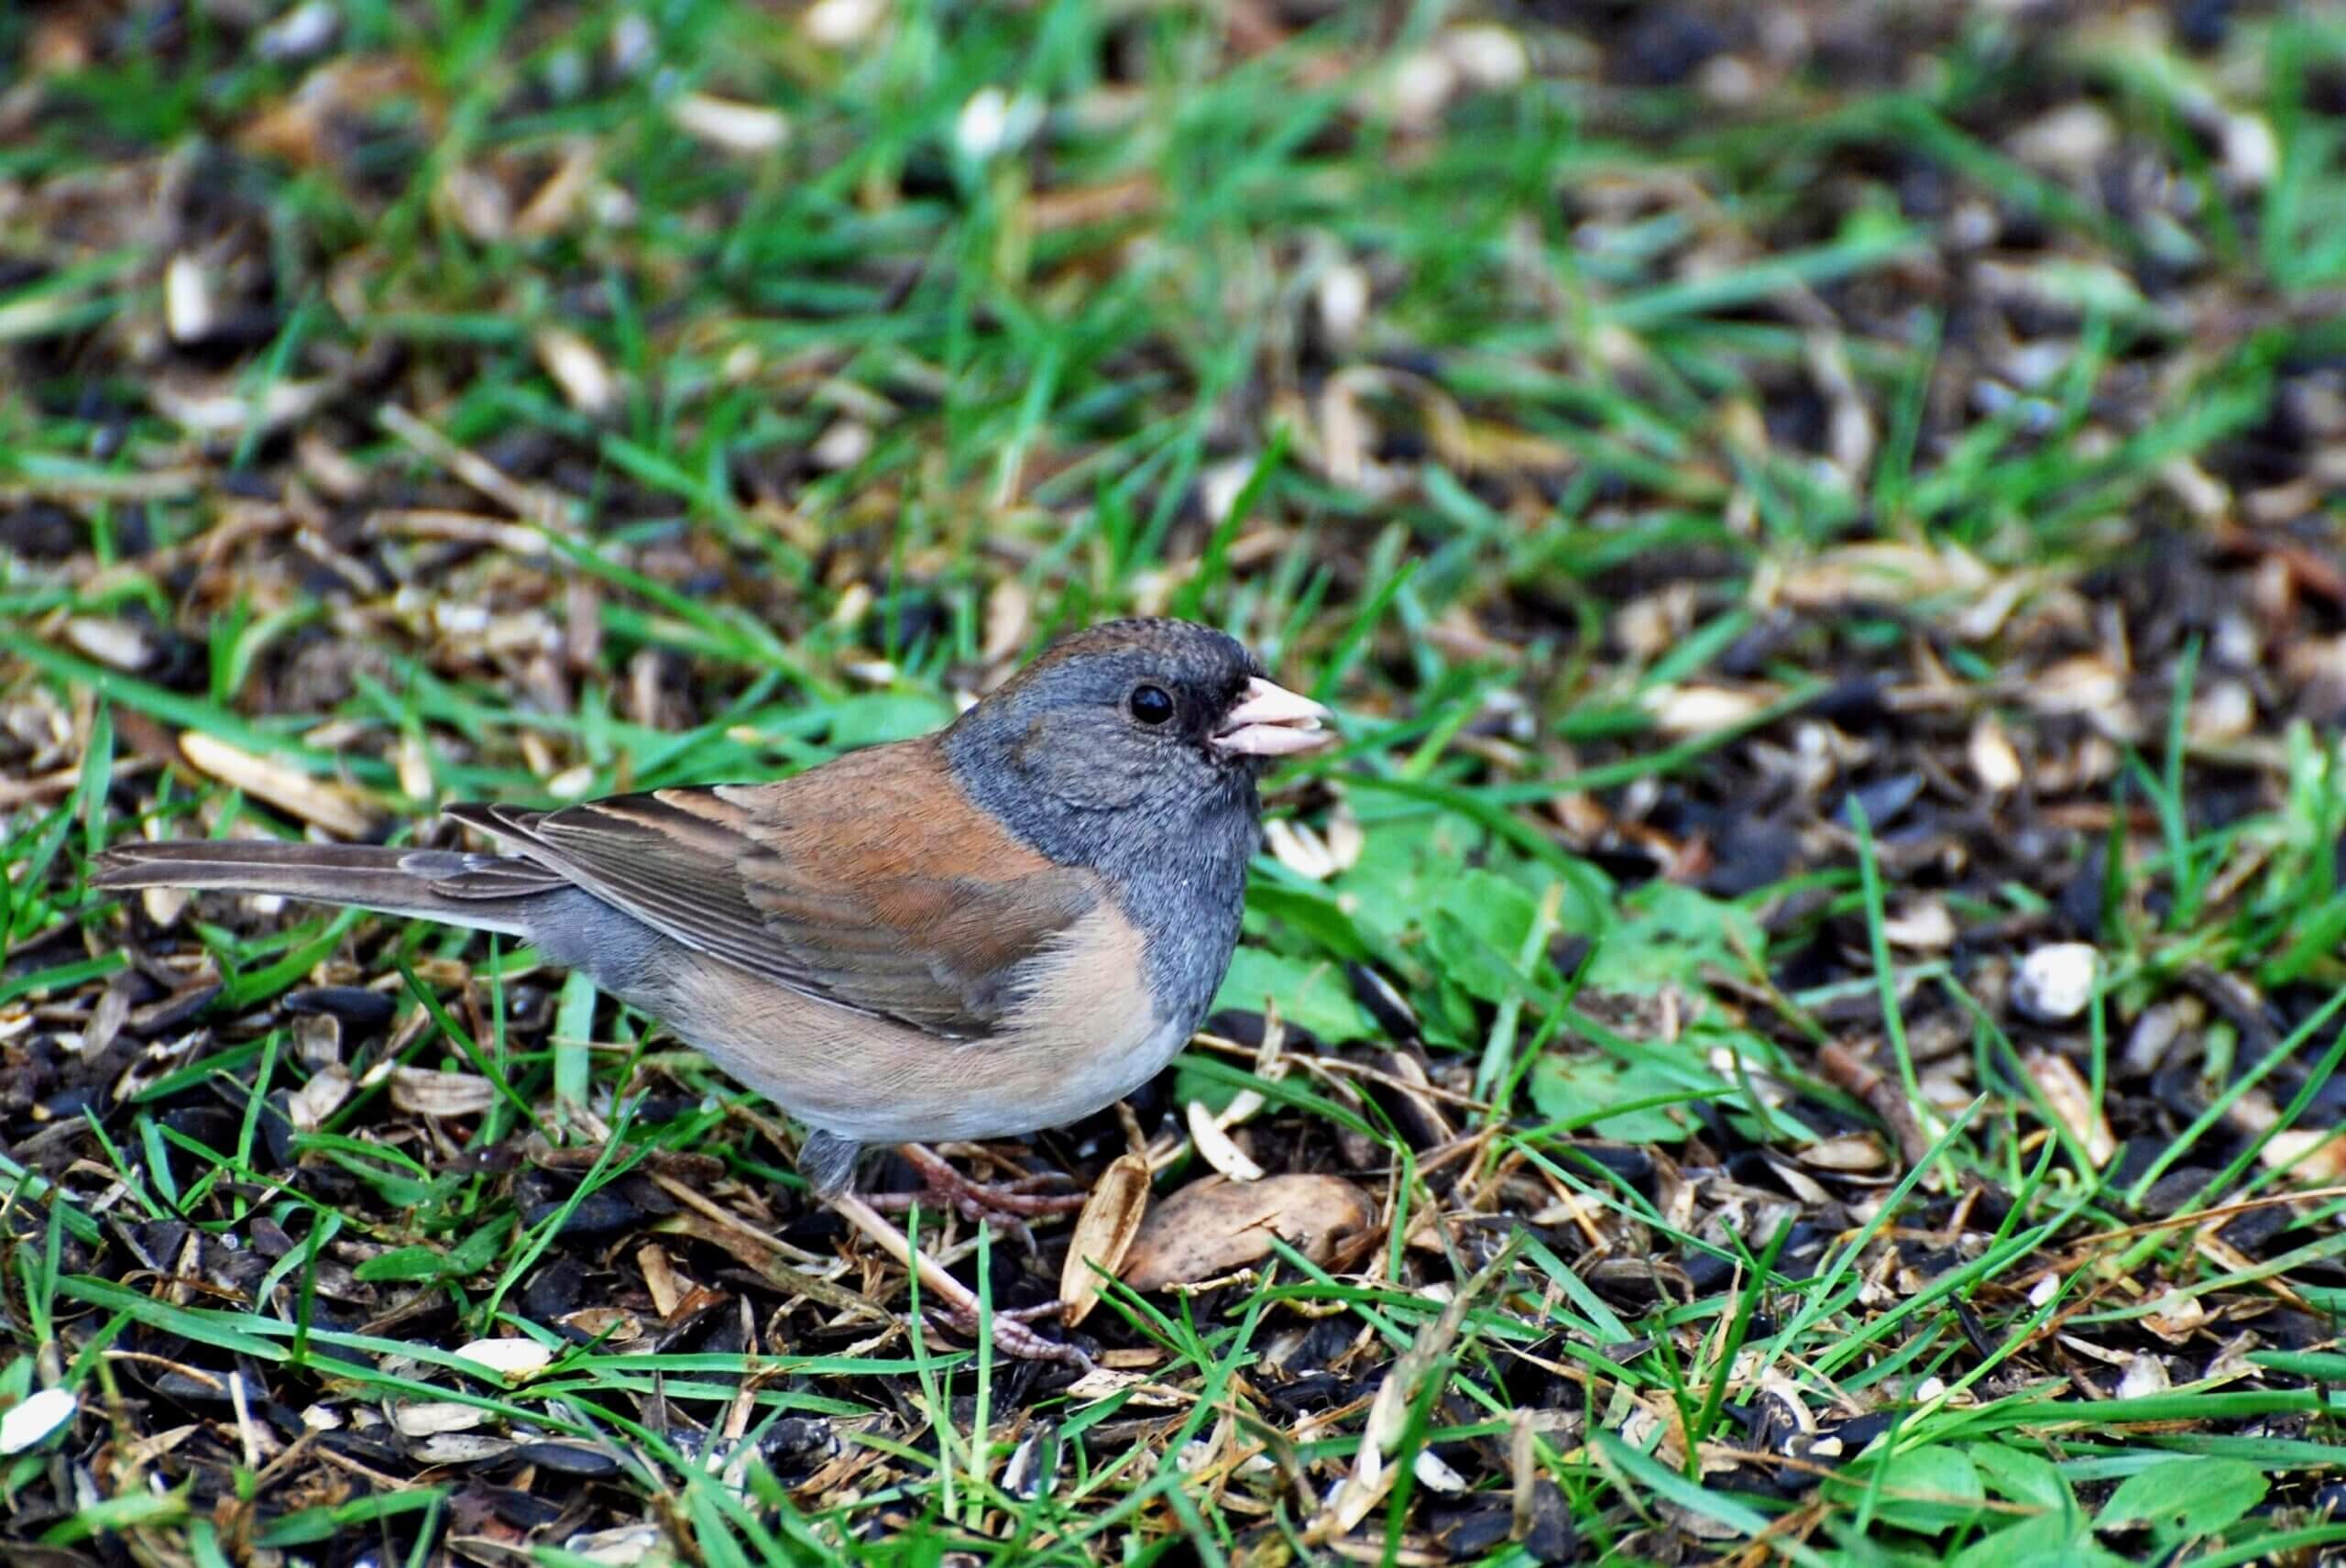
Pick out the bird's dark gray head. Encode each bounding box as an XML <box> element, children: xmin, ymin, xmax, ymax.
<box><xmin>941</xmin><ymin>616</ymin><xmax>1333</xmax><ymax>1037</ymax></box>
<box><xmin>940</xmin><ymin>618</ymin><xmax>1329</xmax><ymax>868</ymax></box>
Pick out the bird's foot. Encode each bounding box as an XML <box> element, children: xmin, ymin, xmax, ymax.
<box><xmin>863</xmin><ymin>1143</ymin><xmax>1088</xmax><ymax>1241</ymax></box>
<box><xmin>926</xmin><ymin>1298</ymin><xmax>1085</xmax><ymax>1367</ymax></box>
<box><xmin>828</xmin><ymin>1191</ymin><xmax>1087</xmax><ymax>1368</ymax></box>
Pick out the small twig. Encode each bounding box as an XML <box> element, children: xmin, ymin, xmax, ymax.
<box><xmin>378</xmin><ymin>403</ymin><xmax>575</xmax><ymax>531</ymax></box>
<box><xmin>1817</xmin><ymin>1040</ymin><xmax>1935</xmax><ymax>1169</ymax></box>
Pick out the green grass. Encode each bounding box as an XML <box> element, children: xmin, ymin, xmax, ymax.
<box><xmin>5</xmin><ymin>1</ymin><xmax>2346</xmax><ymax>1563</ymax></box>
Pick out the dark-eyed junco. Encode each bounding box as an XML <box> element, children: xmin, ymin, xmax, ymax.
<box><xmin>93</xmin><ymin>618</ymin><xmax>1332</xmax><ymax>1205</ymax></box>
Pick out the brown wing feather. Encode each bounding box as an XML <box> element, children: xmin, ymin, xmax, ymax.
<box><xmin>443</xmin><ymin>741</ymin><xmax>1094</xmax><ymax>1037</ymax></box>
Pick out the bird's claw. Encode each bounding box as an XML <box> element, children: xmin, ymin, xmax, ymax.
<box><xmin>924</xmin><ymin>1299</ymin><xmax>1090</xmax><ymax>1369</ymax></box>
<box><xmin>867</xmin><ymin>1144</ymin><xmax>1087</xmax><ymax>1254</ymax></box>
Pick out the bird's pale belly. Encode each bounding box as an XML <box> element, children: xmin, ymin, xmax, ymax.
<box><xmin>630</xmin><ymin>929</ymin><xmax>1191</xmax><ymax>1145</ymax></box>
<box><xmin>832</xmin><ymin>1013</ymin><xmax>1192</xmax><ymax>1143</ymax></box>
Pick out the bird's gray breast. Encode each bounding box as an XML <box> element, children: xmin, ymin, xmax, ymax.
<box><xmin>1101</xmin><ymin>795</ymin><xmax>1258</xmax><ymax>1037</ymax></box>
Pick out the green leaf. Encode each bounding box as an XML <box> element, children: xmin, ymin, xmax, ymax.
<box><xmin>1528</xmin><ymin>1051</ymin><xmax>1694</xmax><ymax>1141</ymax></box>
<box><xmin>1211</xmin><ymin>948</ymin><xmax>1368</xmax><ymax>1043</ymax></box>
<box><xmin>1426</xmin><ymin>870</ymin><xmax>1541</xmax><ymax>1003</ymax></box>
<box><xmin>351</xmin><ymin>1217</ymin><xmax>508</xmax><ymax>1285</ymax></box>
<box><xmin>446</xmin><ymin>1218</ymin><xmax>509</xmax><ymax>1276</ymax></box>
<box><xmin>352</xmin><ymin>1245</ymin><xmax>455</xmax><ymax>1283</ymax></box>
<box><xmin>1949</xmin><ymin>1507</ymin><xmax>2120</xmax><ymax>1568</ymax></box>
<box><xmin>1854</xmin><ymin>1443</ymin><xmax>1987</xmax><ymax>1536</ymax></box>
<box><xmin>2096</xmin><ymin>1457</ymin><xmax>2266</xmax><ymax>1539</ymax></box>
<box><xmin>1970</xmin><ymin>1442</ymin><xmax>2074</xmax><ymax>1513</ymax></box>
<box><xmin>1244</xmin><ymin>882</ymin><xmax>1374</xmax><ymax>962</ymax></box>
<box><xmin>1332</xmin><ymin>811</ymin><xmax>1491</xmax><ymax>946</ymax></box>
<box><xmin>1584</xmin><ymin>881</ymin><xmax>1763</xmax><ymax>994</ymax></box>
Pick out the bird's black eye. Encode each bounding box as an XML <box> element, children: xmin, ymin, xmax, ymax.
<box><xmin>1128</xmin><ymin>685</ymin><xmax>1175</xmax><ymax>725</ymax></box>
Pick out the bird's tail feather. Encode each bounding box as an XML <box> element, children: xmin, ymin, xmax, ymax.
<box><xmin>87</xmin><ymin>840</ymin><xmax>552</xmax><ymax>936</ymax></box>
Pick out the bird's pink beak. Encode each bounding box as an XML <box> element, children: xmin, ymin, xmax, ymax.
<box><xmin>1211</xmin><ymin>677</ymin><xmax>1334</xmax><ymax>758</ymax></box>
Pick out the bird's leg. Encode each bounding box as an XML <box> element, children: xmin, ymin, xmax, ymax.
<box><xmin>795</xmin><ymin>1129</ymin><xmax>1083</xmax><ymax>1365</ymax></box>
<box><xmin>796</xmin><ymin>1128</ymin><xmax>865</xmax><ymax>1201</ymax></box>
<box><xmin>828</xmin><ymin>1192</ymin><xmax>1086</xmax><ymax>1367</ymax></box>
<box><xmin>865</xmin><ymin>1141</ymin><xmax>1090</xmax><ymax>1223</ymax></box>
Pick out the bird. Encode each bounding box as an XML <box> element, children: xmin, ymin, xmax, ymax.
<box><xmin>90</xmin><ymin>618</ymin><xmax>1333</xmax><ymax>1354</ymax></box>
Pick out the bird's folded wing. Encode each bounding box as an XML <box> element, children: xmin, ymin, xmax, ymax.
<box><xmin>442</xmin><ymin>742</ymin><xmax>1095</xmax><ymax>1037</ymax></box>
